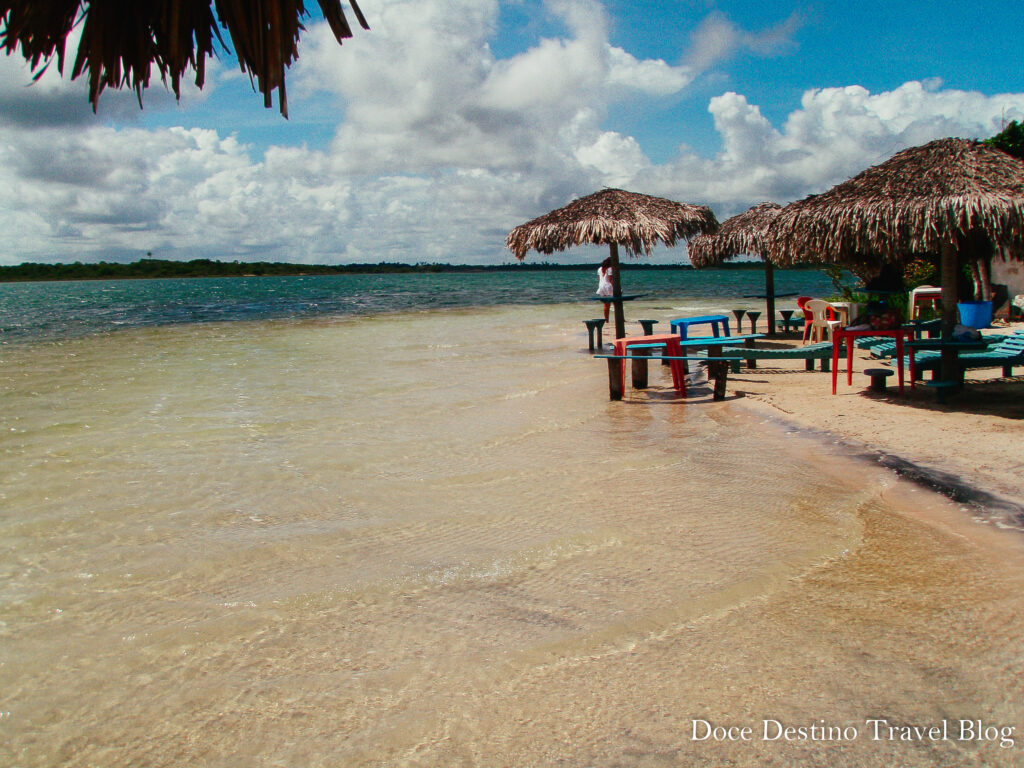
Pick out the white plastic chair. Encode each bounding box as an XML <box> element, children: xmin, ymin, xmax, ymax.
<box><xmin>909</xmin><ymin>285</ymin><xmax>942</xmax><ymax>319</ymax></box>
<box><xmin>805</xmin><ymin>299</ymin><xmax>843</xmax><ymax>343</ymax></box>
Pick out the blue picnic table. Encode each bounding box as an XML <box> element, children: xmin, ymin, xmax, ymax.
<box><xmin>669</xmin><ymin>314</ymin><xmax>731</xmax><ymax>340</ymax></box>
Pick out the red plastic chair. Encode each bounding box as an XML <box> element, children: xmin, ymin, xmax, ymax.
<box><xmin>796</xmin><ymin>296</ymin><xmax>814</xmax><ymax>343</ymax></box>
<box><xmin>797</xmin><ymin>296</ymin><xmax>842</xmax><ymax>344</ymax></box>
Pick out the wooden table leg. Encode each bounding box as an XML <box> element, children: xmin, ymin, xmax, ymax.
<box><xmin>607</xmin><ymin>358</ymin><xmax>623</xmax><ymax>401</ymax></box>
<box><xmin>708</xmin><ymin>361</ymin><xmax>729</xmax><ymax>400</ymax></box>
<box><xmin>895</xmin><ymin>336</ymin><xmax>905</xmax><ymax>393</ymax></box>
<box><xmin>832</xmin><ymin>336</ymin><xmax>841</xmax><ymax>394</ymax></box>
<box><xmin>631</xmin><ymin>349</ymin><xmax>649</xmax><ymax>389</ymax></box>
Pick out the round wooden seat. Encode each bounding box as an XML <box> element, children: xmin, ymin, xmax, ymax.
<box><xmin>864</xmin><ymin>367</ymin><xmax>894</xmax><ymax>392</ymax></box>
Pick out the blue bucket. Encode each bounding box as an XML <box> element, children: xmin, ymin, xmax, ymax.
<box><xmin>958</xmin><ymin>300</ymin><xmax>993</xmax><ymax>329</ymax></box>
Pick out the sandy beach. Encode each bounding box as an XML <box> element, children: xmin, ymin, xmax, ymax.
<box><xmin>718</xmin><ymin>322</ymin><xmax>1024</xmax><ymax>524</ymax></box>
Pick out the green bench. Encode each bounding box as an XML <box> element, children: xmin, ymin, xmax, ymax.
<box><xmin>910</xmin><ymin>332</ymin><xmax>1024</xmax><ymax>380</ymax></box>
<box><xmin>718</xmin><ymin>341</ymin><xmax>838</xmax><ymax>371</ymax></box>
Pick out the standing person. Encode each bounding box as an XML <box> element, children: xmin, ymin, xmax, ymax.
<box><xmin>596</xmin><ymin>257</ymin><xmax>614</xmax><ymax>320</ymax></box>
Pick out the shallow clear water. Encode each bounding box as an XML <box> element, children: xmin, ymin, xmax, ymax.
<box><xmin>1</xmin><ymin>295</ymin><xmax>1023</xmax><ymax>766</ymax></box>
<box><xmin>0</xmin><ymin>268</ymin><xmax>837</xmax><ymax>343</ymax></box>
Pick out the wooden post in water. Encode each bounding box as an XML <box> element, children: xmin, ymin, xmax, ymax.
<box><xmin>631</xmin><ymin>349</ymin><xmax>649</xmax><ymax>389</ymax></box>
<box><xmin>606</xmin><ymin>358</ymin><xmax>623</xmax><ymax>400</ymax></box>
<box><xmin>708</xmin><ymin>361</ymin><xmax>729</xmax><ymax>400</ymax></box>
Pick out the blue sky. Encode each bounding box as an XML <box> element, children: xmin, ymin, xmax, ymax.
<box><xmin>1</xmin><ymin>0</ymin><xmax>1022</xmax><ymax>265</ymax></box>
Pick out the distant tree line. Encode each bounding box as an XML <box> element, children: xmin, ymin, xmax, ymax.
<box><xmin>0</xmin><ymin>259</ymin><xmax>453</xmax><ymax>281</ymax></box>
<box><xmin>0</xmin><ymin>257</ymin><xmax>807</xmax><ymax>283</ymax></box>
<box><xmin>0</xmin><ymin>258</ymin><xmax>787</xmax><ymax>283</ymax></box>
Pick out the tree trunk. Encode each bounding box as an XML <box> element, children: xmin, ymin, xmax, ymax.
<box><xmin>979</xmin><ymin>254</ymin><xmax>993</xmax><ymax>302</ymax></box>
<box><xmin>969</xmin><ymin>259</ymin><xmax>983</xmax><ymax>301</ymax></box>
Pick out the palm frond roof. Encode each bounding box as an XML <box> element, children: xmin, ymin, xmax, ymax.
<box><xmin>506</xmin><ymin>188</ymin><xmax>718</xmax><ymax>260</ymax></box>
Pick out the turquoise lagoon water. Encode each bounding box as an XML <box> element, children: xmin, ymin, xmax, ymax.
<box><xmin>0</xmin><ymin>268</ymin><xmax>837</xmax><ymax>343</ymax></box>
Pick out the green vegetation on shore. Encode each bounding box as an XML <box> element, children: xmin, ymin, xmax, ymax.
<box><xmin>0</xmin><ymin>258</ymin><xmax>785</xmax><ymax>283</ymax></box>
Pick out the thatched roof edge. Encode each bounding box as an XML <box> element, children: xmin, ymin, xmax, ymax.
<box><xmin>764</xmin><ymin>138</ymin><xmax>1024</xmax><ymax>266</ymax></box>
<box><xmin>0</xmin><ymin>0</ymin><xmax>369</xmax><ymax>117</ymax></box>
<box><xmin>688</xmin><ymin>201</ymin><xmax>781</xmax><ymax>268</ymax></box>
<box><xmin>506</xmin><ymin>188</ymin><xmax>719</xmax><ymax>260</ymax></box>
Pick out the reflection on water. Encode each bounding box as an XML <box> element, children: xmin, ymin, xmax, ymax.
<box><xmin>1</xmin><ymin>303</ymin><xmax>1023</xmax><ymax>767</ymax></box>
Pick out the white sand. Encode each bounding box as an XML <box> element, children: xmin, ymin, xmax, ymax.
<box><xmin>722</xmin><ymin>322</ymin><xmax>1024</xmax><ymax>520</ymax></box>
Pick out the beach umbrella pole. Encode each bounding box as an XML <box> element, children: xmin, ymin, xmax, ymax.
<box><xmin>609</xmin><ymin>242</ymin><xmax>626</xmax><ymax>339</ymax></box>
<box><xmin>940</xmin><ymin>239</ymin><xmax>959</xmax><ymax>382</ymax></box>
<box><xmin>765</xmin><ymin>262</ymin><xmax>777</xmax><ymax>336</ymax></box>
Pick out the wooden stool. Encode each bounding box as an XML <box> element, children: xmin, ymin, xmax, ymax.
<box><xmin>636</xmin><ymin>319</ymin><xmax>658</xmax><ymax>335</ymax></box>
<box><xmin>924</xmin><ymin>380</ymin><xmax>958</xmax><ymax>404</ymax></box>
<box><xmin>746</xmin><ymin>311</ymin><xmax>761</xmax><ymax>334</ymax></box>
<box><xmin>864</xmin><ymin>368</ymin><xmax>894</xmax><ymax>392</ymax></box>
<box><xmin>731</xmin><ymin>309</ymin><xmax>746</xmax><ymax>328</ymax></box>
<box><xmin>583</xmin><ymin>319</ymin><xmax>606</xmax><ymax>351</ymax></box>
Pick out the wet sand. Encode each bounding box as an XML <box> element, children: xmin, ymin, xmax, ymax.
<box><xmin>723</xmin><ymin>323</ymin><xmax>1024</xmax><ymax>526</ymax></box>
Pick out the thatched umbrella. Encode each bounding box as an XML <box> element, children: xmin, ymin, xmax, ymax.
<box><xmin>0</xmin><ymin>0</ymin><xmax>369</xmax><ymax>117</ymax></box>
<box><xmin>506</xmin><ymin>188</ymin><xmax>719</xmax><ymax>339</ymax></box>
<box><xmin>689</xmin><ymin>201</ymin><xmax>783</xmax><ymax>335</ymax></box>
<box><xmin>764</xmin><ymin>137</ymin><xmax>1024</xmax><ymax>380</ymax></box>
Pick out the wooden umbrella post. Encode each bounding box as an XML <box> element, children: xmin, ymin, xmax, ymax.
<box><xmin>609</xmin><ymin>242</ymin><xmax>626</xmax><ymax>339</ymax></box>
<box><xmin>940</xmin><ymin>238</ymin><xmax>959</xmax><ymax>383</ymax></box>
<box><xmin>765</xmin><ymin>261</ymin><xmax>777</xmax><ymax>336</ymax></box>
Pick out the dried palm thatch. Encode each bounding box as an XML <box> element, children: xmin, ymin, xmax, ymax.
<box><xmin>0</xmin><ymin>0</ymin><xmax>369</xmax><ymax>117</ymax></box>
<box><xmin>689</xmin><ymin>202</ymin><xmax>783</xmax><ymax>335</ymax></box>
<box><xmin>766</xmin><ymin>137</ymin><xmax>1024</xmax><ymax>380</ymax></box>
<box><xmin>506</xmin><ymin>188</ymin><xmax>719</xmax><ymax>340</ymax></box>
<box><xmin>505</xmin><ymin>188</ymin><xmax>718</xmax><ymax>261</ymax></box>
<box><xmin>765</xmin><ymin>138</ymin><xmax>1024</xmax><ymax>267</ymax></box>
<box><xmin>688</xmin><ymin>201</ymin><xmax>781</xmax><ymax>268</ymax></box>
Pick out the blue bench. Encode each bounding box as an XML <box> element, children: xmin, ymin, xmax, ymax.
<box><xmin>676</xmin><ymin>333</ymin><xmax>764</xmax><ymax>347</ymax></box>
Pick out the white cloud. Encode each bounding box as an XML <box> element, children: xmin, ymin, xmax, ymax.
<box><xmin>605</xmin><ymin>46</ymin><xmax>694</xmax><ymax>96</ymax></box>
<box><xmin>688</xmin><ymin>81</ymin><xmax>1024</xmax><ymax>211</ymax></box>
<box><xmin>293</xmin><ymin>0</ymin><xmax>692</xmax><ymax>176</ymax></box>
<box><xmin>686</xmin><ymin>11</ymin><xmax>800</xmax><ymax>72</ymax></box>
<box><xmin>0</xmin><ymin>0</ymin><xmax>1023</xmax><ymax>266</ymax></box>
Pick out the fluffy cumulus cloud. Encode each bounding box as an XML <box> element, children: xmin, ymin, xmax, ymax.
<box><xmin>0</xmin><ymin>0</ymin><xmax>1022</xmax><ymax>265</ymax></box>
<box><xmin>647</xmin><ymin>81</ymin><xmax>1024</xmax><ymax>217</ymax></box>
